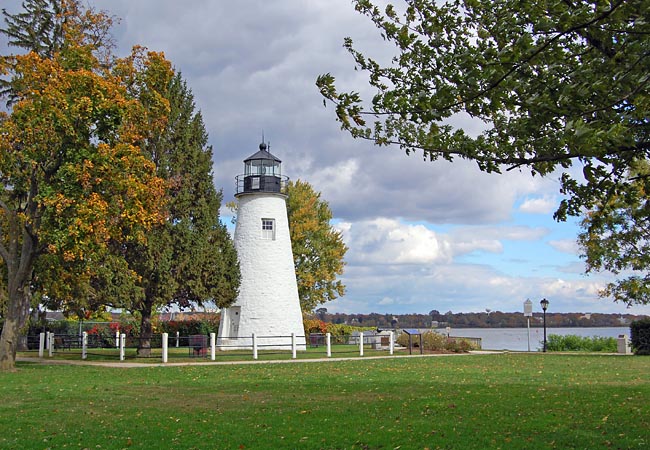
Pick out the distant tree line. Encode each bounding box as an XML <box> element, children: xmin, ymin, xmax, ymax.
<box><xmin>313</xmin><ymin>308</ymin><xmax>646</xmax><ymax>329</ymax></box>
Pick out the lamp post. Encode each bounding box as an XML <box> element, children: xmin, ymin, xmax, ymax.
<box><xmin>540</xmin><ymin>298</ymin><xmax>549</xmax><ymax>352</ymax></box>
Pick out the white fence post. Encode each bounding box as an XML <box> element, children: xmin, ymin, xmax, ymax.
<box><xmin>291</xmin><ymin>333</ymin><xmax>297</xmax><ymax>359</ymax></box>
<box><xmin>38</xmin><ymin>332</ymin><xmax>45</xmax><ymax>358</ymax></box>
<box><xmin>119</xmin><ymin>333</ymin><xmax>126</xmax><ymax>361</ymax></box>
<box><xmin>389</xmin><ymin>331</ymin><xmax>394</xmax><ymax>355</ymax></box>
<box><xmin>162</xmin><ymin>332</ymin><xmax>168</xmax><ymax>363</ymax></box>
<box><xmin>326</xmin><ymin>332</ymin><xmax>331</xmax><ymax>358</ymax></box>
<box><xmin>359</xmin><ymin>332</ymin><xmax>364</xmax><ymax>356</ymax></box>
<box><xmin>48</xmin><ymin>332</ymin><xmax>54</xmax><ymax>357</ymax></box>
<box><xmin>176</xmin><ymin>331</ymin><xmax>180</xmax><ymax>348</ymax></box>
<box><xmin>82</xmin><ymin>332</ymin><xmax>88</xmax><ymax>360</ymax></box>
<box><xmin>252</xmin><ymin>333</ymin><xmax>258</xmax><ymax>360</ymax></box>
<box><xmin>115</xmin><ymin>330</ymin><xmax>120</xmax><ymax>348</ymax></box>
<box><xmin>210</xmin><ymin>333</ymin><xmax>216</xmax><ymax>361</ymax></box>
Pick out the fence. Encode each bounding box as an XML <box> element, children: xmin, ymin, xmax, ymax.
<box><xmin>20</xmin><ymin>331</ymin><xmax>396</xmax><ymax>363</ymax></box>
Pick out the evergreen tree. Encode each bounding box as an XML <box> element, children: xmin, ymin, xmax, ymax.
<box><xmin>106</xmin><ymin>72</ymin><xmax>240</xmax><ymax>356</ymax></box>
<box><xmin>1</xmin><ymin>0</ymin><xmax>114</xmax><ymax>101</ymax></box>
<box><xmin>1</xmin><ymin>0</ymin><xmax>64</xmax><ymax>58</ymax></box>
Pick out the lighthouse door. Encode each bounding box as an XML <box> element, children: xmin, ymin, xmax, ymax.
<box><xmin>229</xmin><ymin>306</ymin><xmax>241</xmax><ymax>337</ymax></box>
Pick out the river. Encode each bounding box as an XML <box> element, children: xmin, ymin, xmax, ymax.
<box><xmin>447</xmin><ymin>327</ymin><xmax>631</xmax><ymax>351</ymax></box>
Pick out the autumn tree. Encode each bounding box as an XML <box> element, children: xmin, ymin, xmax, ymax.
<box><xmin>286</xmin><ymin>180</ymin><xmax>347</xmax><ymax>311</ymax></box>
<box><xmin>0</xmin><ymin>1</ymin><xmax>168</xmax><ymax>370</ymax></box>
<box><xmin>0</xmin><ymin>0</ymin><xmax>114</xmax><ymax>99</ymax></box>
<box><xmin>317</xmin><ymin>1</ymin><xmax>650</xmax><ymax>303</ymax></box>
<box><xmin>99</xmin><ymin>71</ymin><xmax>240</xmax><ymax>357</ymax></box>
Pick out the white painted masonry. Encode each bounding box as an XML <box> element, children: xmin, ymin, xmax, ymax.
<box><xmin>218</xmin><ymin>173</ymin><xmax>306</xmax><ymax>350</ymax></box>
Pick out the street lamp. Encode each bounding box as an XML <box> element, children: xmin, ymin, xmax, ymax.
<box><xmin>540</xmin><ymin>298</ymin><xmax>549</xmax><ymax>352</ymax></box>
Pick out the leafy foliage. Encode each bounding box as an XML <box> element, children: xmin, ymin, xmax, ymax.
<box><xmin>302</xmin><ymin>317</ymin><xmax>373</xmax><ymax>337</ymax></box>
<box><xmin>0</xmin><ymin>1</ymin><xmax>167</xmax><ymax>370</ymax></box>
<box><xmin>0</xmin><ymin>0</ymin><xmax>64</xmax><ymax>58</ymax></box>
<box><xmin>157</xmin><ymin>317</ymin><xmax>221</xmax><ymax>337</ymax></box>
<box><xmin>91</xmin><ymin>69</ymin><xmax>240</xmax><ymax>356</ymax></box>
<box><xmin>286</xmin><ymin>180</ymin><xmax>347</xmax><ymax>311</ymax></box>
<box><xmin>630</xmin><ymin>318</ymin><xmax>650</xmax><ymax>355</ymax></box>
<box><xmin>395</xmin><ymin>330</ymin><xmax>475</xmax><ymax>352</ymax></box>
<box><xmin>545</xmin><ymin>334</ymin><xmax>617</xmax><ymax>352</ymax></box>
<box><xmin>318</xmin><ymin>0</ymin><xmax>650</xmax><ymax>304</ymax></box>
<box><xmin>579</xmin><ymin>161</ymin><xmax>650</xmax><ymax>305</ymax></box>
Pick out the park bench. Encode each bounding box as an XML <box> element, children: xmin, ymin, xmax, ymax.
<box><xmin>189</xmin><ymin>334</ymin><xmax>208</xmax><ymax>357</ymax></box>
<box><xmin>53</xmin><ymin>335</ymin><xmax>73</xmax><ymax>351</ymax></box>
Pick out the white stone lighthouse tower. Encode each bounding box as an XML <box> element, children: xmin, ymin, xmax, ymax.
<box><xmin>217</xmin><ymin>143</ymin><xmax>306</xmax><ymax>350</ymax></box>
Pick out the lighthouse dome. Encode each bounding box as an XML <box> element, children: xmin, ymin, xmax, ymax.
<box><xmin>236</xmin><ymin>142</ymin><xmax>288</xmax><ymax>195</ymax></box>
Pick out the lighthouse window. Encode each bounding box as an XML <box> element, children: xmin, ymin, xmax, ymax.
<box><xmin>261</xmin><ymin>218</ymin><xmax>275</xmax><ymax>240</ymax></box>
<box><xmin>251</xmin><ymin>177</ymin><xmax>260</xmax><ymax>190</ymax></box>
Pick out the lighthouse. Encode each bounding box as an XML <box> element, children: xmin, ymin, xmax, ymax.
<box><xmin>217</xmin><ymin>142</ymin><xmax>306</xmax><ymax>350</ymax></box>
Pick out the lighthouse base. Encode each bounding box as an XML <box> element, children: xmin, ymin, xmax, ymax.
<box><xmin>216</xmin><ymin>336</ymin><xmax>307</xmax><ymax>352</ymax></box>
<box><xmin>217</xmin><ymin>307</ymin><xmax>306</xmax><ymax>351</ymax></box>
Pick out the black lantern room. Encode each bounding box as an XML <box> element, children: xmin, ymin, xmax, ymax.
<box><xmin>235</xmin><ymin>142</ymin><xmax>288</xmax><ymax>196</ymax></box>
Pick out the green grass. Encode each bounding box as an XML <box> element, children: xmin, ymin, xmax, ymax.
<box><xmin>18</xmin><ymin>344</ymin><xmax>389</xmax><ymax>363</ymax></box>
<box><xmin>1</xmin><ymin>354</ymin><xmax>648</xmax><ymax>449</ymax></box>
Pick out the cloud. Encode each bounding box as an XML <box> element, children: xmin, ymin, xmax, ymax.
<box><xmin>549</xmin><ymin>239</ymin><xmax>580</xmax><ymax>255</ymax></box>
<box><xmin>339</xmin><ymin>218</ymin><xmax>453</xmax><ymax>265</ymax></box>
<box><xmin>449</xmin><ymin>225</ymin><xmax>548</xmax><ymax>255</ymax></box>
<box><xmin>2</xmin><ymin>0</ymin><xmax>646</xmax><ymax>316</ymax></box>
<box><xmin>519</xmin><ymin>195</ymin><xmax>558</xmax><ymax>214</ymax></box>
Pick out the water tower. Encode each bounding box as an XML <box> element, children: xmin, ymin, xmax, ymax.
<box><xmin>217</xmin><ymin>143</ymin><xmax>306</xmax><ymax>350</ymax></box>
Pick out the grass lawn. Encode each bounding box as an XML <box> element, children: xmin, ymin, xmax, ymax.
<box><xmin>1</xmin><ymin>354</ymin><xmax>648</xmax><ymax>449</ymax></box>
<box><xmin>18</xmin><ymin>343</ymin><xmax>391</xmax><ymax>363</ymax></box>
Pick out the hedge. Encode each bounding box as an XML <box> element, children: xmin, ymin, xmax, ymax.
<box><xmin>631</xmin><ymin>318</ymin><xmax>650</xmax><ymax>355</ymax></box>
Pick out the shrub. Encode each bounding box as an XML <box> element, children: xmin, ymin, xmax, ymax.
<box><xmin>630</xmin><ymin>319</ymin><xmax>650</xmax><ymax>355</ymax></box>
<box><xmin>158</xmin><ymin>318</ymin><xmax>220</xmax><ymax>336</ymax></box>
<box><xmin>544</xmin><ymin>334</ymin><xmax>617</xmax><ymax>352</ymax></box>
<box><xmin>303</xmin><ymin>318</ymin><xmax>329</xmax><ymax>335</ymax></box>
<box><xmin>26</xmin><ymin>319</ymin><xmax>75</xmax><ymax>336</ymax></box>
<box><xmin>396</xmin><ymin>330</ymin><xmax>475</xmax><ymax>353</ymax></box>
<box><xmin>303</xmin><ymin>320</ymin><xmax>375</xmax><ymax>338</ymax></box>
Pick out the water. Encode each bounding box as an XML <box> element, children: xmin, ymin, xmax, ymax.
<box><xmin>449</xmin><ymin>327</ymin><xmax>630</xmax><ymax>351</ymax></box>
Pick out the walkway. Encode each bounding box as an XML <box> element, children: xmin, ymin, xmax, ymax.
<box><xmin>18</xmin><ymin>350</ymin><xmax>504</xmax><ymax>368</ymax></box>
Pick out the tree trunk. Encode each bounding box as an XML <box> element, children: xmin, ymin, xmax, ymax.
<box><xmin>0</xmin><ymin>283</ymin><xmax>32</xmax><ymax>371</ymax></box>
<box><xmin>0</xmin><ymin>216</ymin><xmax>38</xmax><ymax>371</ymax></box>
<box><xmin>137</xmin><ymin>304</ymin><xmax>153</xmax><ymax>357</ymax></box>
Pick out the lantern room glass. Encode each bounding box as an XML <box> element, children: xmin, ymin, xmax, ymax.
<box><xmin>245</xmin><ymin>158</ymin><xmax>280</xmax><ymax>177</ymax></box>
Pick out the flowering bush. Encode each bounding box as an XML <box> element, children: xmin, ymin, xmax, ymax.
<box><xmin>303</xmin><ymin>319</ymin><xmax>329</xmax><ymax>335</ymax></box>
<box><xmin>303</xmin><ymin>318</ymin><xmax>375</xmax><ymax>338</ymax></box>
<box><xmin>158</xmin><ymin>317</ymin><xmax>220</xmax><ymax>336</ymax></box>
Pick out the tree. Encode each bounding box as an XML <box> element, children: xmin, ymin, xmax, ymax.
<box><xmin>578</xmin><ymin>160</ymin><xmax>650</xmax><ymax>306</ymax></box>
<box><xmin>0</xmin><ymin>1</ymin><xmax>168</xmax><ymax>370</ymax></box>
<box><xmin>285</xmin><ymin>180</ymin><xmax>347</xmax><ymax>311</ymax></box>
<box><xmin>1</xmin><ymin>0</ymin><xmax>114</xmax><ymax>99</ymax></box>
<box><xmin>107</xmin><ymin>71</ymin><xmax>240</xmax><ymax>357</ymax></box>
<box><xmin>317</xmin><ymin>1</ymin><xmax>650</xmax><ymax>303</ymax></box>
<box><xmin>1</xmin><ymin>0</ymin><xmax>63</xmax><ymax>55</ymax></box>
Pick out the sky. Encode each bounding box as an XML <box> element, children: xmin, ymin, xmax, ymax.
<box><xmin>2</xmin><ymin>0</ymin><xmax>648</xmax><ymax>316</ymax></box>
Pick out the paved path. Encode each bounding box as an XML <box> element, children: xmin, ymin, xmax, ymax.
<box><xmin>18</xmin><ymin>350</ymin><xmax>505</xmax><ymax>368</ymax></box>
